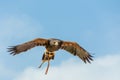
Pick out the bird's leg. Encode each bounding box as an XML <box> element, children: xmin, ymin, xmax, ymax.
<box><xmin>45</xmin><ymin>57</ymin><xmax>50</xmax><ymax>75</ymax></box>
<box><xmin>38</xmin><ymin>53</ymin><xmax>46</xmax><ymax>68</ymax></box>
<box><xmin>38</xmin><ymin>51</ymin><xmax>54</xmax><ymax>74</ymax></box>
<box><xmin>38</xmin><ymin>61</ymin><xmax>45</xmax><ymax>68</ymax></box>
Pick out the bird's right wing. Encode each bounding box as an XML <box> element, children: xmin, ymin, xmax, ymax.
<box><xmin>60</xmin><ymin>41</ymin><xmax>93</xmax><ymax>63</ymax></box>
<box><xmin>8</xmin><ymin>38</ymin><xmax>49</xmax><ymax>55</ymax></box>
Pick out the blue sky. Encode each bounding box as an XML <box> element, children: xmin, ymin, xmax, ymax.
<box><xmin>0</xmin><ymin>0</ymin><xmax>120</xmax><ymax>80</ymax></box>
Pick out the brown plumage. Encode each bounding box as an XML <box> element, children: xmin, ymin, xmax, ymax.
<box><xmin>8</xmin><ymin>38</ymin><xmax>93</xmax><ymax>74</ymax></box>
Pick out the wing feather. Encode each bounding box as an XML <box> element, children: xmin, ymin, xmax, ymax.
<box><xmin>8</xmin><ymin>38</ymin><xmax>48</xmax><ymax>55</ymax></box>
<box><xmin>61</xmin><ymin>41</ymin><xmax>93</xmax><ymax>63</ymax></box>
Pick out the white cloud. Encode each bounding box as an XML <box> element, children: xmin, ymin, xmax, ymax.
<box><xmin>0</xmin><ymin>14</ymin><xmax>43</xmax><ymax>55</ymax></box>
<box><xmin>13</xmin><ymin>54</ymin><xmax>120</xmax><ymax>80</ymax></box>
<box><xmin>0</xmin><ymin>61</ymin><xmax>17</xmax><ymax>79</ymax></box>
<box><xmin>0</xmin><ymin>14</ymin><xmax>43</xmax><ymax>80</ymax></box>
<box><xmin>0</xmin><ymin>15</ymin><xmax>43</xmax><ymax>44</ymax></box>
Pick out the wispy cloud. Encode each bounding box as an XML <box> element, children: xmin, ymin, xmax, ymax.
<box><xmin>0</xmin><ymin>15</ymin><xmax>43</xmax><ymax>80</ymax></box>
<box><xmin>0</xmin><ymin>15</ymin><xmax>43</xmax><ymax>43</ymax></box>
<box><xmin>0</xmin><ymin>14</ymin><xmax>43</xmax><ymax>54</ymax></box>
<box><xmin>13</xmin><ymin>54</ymin><xmax>120</xmax><ymax>80</ymax></box>
<box><xmin>0</xmin><ymin>61</ymin><xmax>17</xmax><ymax>80</ymax></box>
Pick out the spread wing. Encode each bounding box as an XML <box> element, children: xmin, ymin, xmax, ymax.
<box><xmin>61</xmin><ymin>41</ymin><xmax>93</xmax><ymax>63</ymax></box>
<box><xmin>8</xmin><ymin>38</ymin><xmax>49</xmax><ymax>55</ymax></box>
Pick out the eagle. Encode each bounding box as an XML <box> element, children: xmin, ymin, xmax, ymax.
<box><xmin>8</xmin><ymin>38</ymin><xmax>93</xmax><ymax>74</ymax></box>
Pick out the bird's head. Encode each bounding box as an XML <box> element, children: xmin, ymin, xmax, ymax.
<box><xmin>49</xmin><ymin>39</ymin><xmax>62</xmax><ymax>46</ymax></box>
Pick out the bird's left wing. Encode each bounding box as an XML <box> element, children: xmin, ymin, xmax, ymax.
<box><xmin>8</xmin><ymin>38</ymin><xmax>49</xmax><ymax>55</ymax></box>
<box><xmin>60</xmin><ymin>41</ymin><xmax>93</xmax><ymax>63</ymax></box>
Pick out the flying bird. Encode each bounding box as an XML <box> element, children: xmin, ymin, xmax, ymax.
<box><xmin>8</xmin><ymin>38</ymin><xmax>93</xmax><ymax>74</ymax></box>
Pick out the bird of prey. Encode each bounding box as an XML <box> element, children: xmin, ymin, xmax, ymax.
<box><xmin>8</xmin><ymin>38</ymin><xmax>93</xmax><ymax>74</ymax></box>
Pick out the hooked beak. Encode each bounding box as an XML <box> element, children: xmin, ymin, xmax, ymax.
<box><xmin>54</xmin><ymin>42</ymin><xmax>58</xmax><ymax>45</ymax></box>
